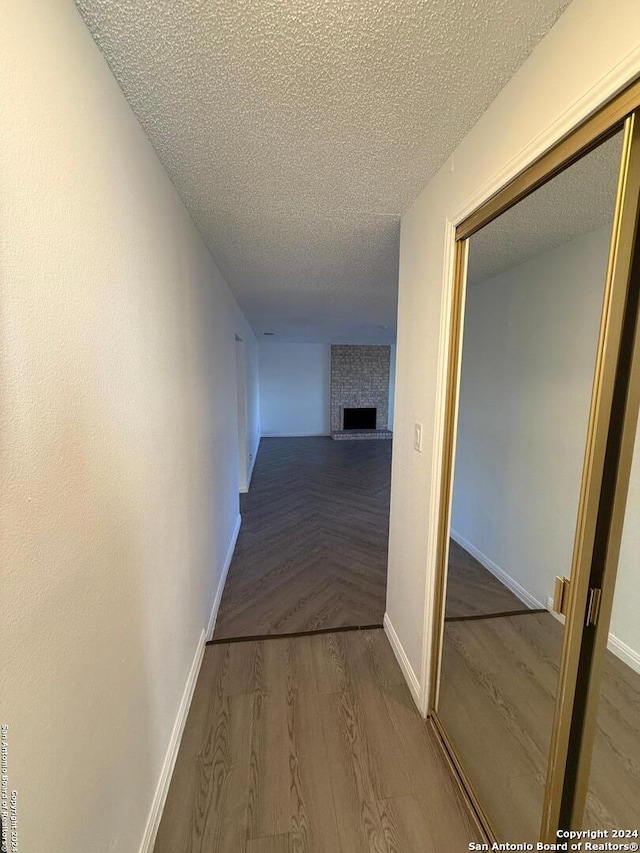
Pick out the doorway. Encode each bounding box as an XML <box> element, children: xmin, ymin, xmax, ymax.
<box><xmin>235</xmin><ymin>335</ymin><xmax>248</xmax><ymax>492</ymax></box>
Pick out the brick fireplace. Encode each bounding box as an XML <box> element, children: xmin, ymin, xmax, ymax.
<box><xmin>330</xmin><ymin>345</ymin><xmax>393</xmax><ymax>440</ymax></box>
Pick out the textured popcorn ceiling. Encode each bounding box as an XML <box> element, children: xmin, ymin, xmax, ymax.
<box><xmin>75</xmin><ymin>0</ymin><xmax>572</xmax><ymax>342</ymax></box>
<box><xmin>468</xmin><ymin>131</ymin><xmax>623</xmax><ymax>285</ymax></box>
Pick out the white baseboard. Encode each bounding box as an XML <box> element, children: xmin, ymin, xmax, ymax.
<box><xmin>207</xmin><ymin>513</ymin><xmax>241</xmax><ymax>640</ymax></box>
<box><xmin>545</xmin><ymin>597</ymin><xmax>640</xmax><ymax>675</ymax></box>
<box><xmin>138</xmin><ymin>629</ymin><xmax>206</xmax><ymax>853</ymax></box>
<box><xmin>384</xmin><ymin>612</ymin><xmax>422</xmax><ymax>710</ymax></box>
<box><xmin>261</xmin><ymin>431</ymin><xmax>330</xmax><ymax>438</ymax></box>
<box><xmin>608</xmin><ymin>634</ymin><xmax>640</xmax><ymax>675</ymax></box>
<box><xmin>139</xmin><ymin>512</ymin><xmax>243</xmax><ymax>851</ymax></box>
<box><xmin>450</xmin><ymin>530</ymin><xmax>545</xmax><ymax>611</ymax></box>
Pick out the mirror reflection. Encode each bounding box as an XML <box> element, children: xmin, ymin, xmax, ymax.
<box><xmin>583</xmin><ymin>415</ymin><xmax>640</xmax><ymax>829</ymax></box>
<box><xmin>438</xmin><ymin>131</ymin><xmax>625</xmax><ymax>840</ymax></box>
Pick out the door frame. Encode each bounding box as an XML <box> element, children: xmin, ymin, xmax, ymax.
<box><xmin>427</xmin><ymin>77</ymin><xmax>640</xmax><ymax>842</ymax></box>
<box><xmin>235</xmin><ymin>335</ymin><xmax>249</xmax><ymax>493</ymax></box>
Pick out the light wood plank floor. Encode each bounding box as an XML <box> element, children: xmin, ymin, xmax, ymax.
<box><xmin>438</xmin><ymin>612</ymin><xmax>640</xmax><ymax>839</ymax></box>
<box><xmin>154</xmin><ymin>629</ymin><xmax>483</xmax><ymax>853</ymax></box>
<box><xmin>214</xmin><ymin>438</ymin><xmax>392</xmax><ymax>640</ymax></box>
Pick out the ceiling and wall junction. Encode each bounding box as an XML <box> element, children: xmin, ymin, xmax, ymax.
<box><xmin>75</xmin><ymin>0</ymin><xmax>572</xmax><ymax>342</ymax></box>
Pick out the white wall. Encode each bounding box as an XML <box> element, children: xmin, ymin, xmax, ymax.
<box><xmin>613</xmin><ymin>418</ymin><xmax>640</xmax><ymax>667</ymax></box>
<box><xmin>235</xmin><ymin>339</ymin><xmax>249</xmax><ymax>490</ymax></box>
<box><xmin>451</xmin><ymin>225</ymin><xmax>640</xmax><ymax>669</ymax></box>
<box><xmin>386</xmin><ymin>0</ymin><xmax>640</xmax><ymax>709</ymax></box>
<box><xmin>259</xmin><ymin>343</ymin><xmax>331</xmax><ymax>436</ymax></box>
<box><xmin>452</xmin><ymin>226</ymin><xmax>610</xmax><ymax>609</ymax></box>
<box><xmin>244</xmin><ymin>336</ymin><xmax>261</xmax><ymax>481</ymax></box>
<box><xmin>235</xmin><ymin>338</ymin><xmax>261</xmax><ymax>492</ymax></box>
<box><xmin>450</xmin><ymin>223</ymin><xmax>640</xmax><ymax>667</ymax></box>
<box><xmin>0</xmin><ymin>1</ymin><xmax>258</xmax><ymax>850</ymax></box>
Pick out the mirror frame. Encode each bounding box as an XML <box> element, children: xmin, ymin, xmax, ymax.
<box><xmin>428</xmin><ymin>76</ymin><xmax>640</xmax><ymax>843</ymax></box>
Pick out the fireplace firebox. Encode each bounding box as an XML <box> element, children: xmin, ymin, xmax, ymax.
<box><xmin>343</xmin><ymin>407</ymin><xmax>377</xmax><ymax>430</ymax></box>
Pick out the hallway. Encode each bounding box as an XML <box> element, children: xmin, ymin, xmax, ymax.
<box><xmin>214</xmin><ymin>438</ymin><xmax>392</xmax><ymax>640</ymax></box>
<box><xmin>6</xmin><ymin>0</ymin><xmax>640</xmax><ymax>848</ymax></box>
<box><xmin>155</xmin><ymin>452</ymin><xmax>488</xmax><ymax>851</ymax></box>
<box><xmin>154</xmin><ymin>628</ymin><xmax>482</xmax><ymax>852</ymax></box>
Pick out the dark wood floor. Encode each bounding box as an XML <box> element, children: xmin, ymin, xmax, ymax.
<box><xmin>445</xmin><ymin>539</ymin><xmax>530</xmax><ymax>619</ymax></box>
<box><xmin>439</xmin><ymin>598</ymin><xmax>640</xmax><ymax>838</ymax></box>
<box><xmin>439</xmin><ymin>612</ymin><xmax>562</xmax><ymax>840</ymax></box>
<box><xmin>214</xmin><ymin>438</ymin><xmax>392</xmax><ymax>640</ymax></box>
<box><xmin>154</xmin><ymin>629</ymin><xmax>483</xmax><ymax>853</ymax></box>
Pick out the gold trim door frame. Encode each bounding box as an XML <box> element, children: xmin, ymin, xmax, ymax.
<box><xmin>429</xmin><ymin>102</ymin><xmax>640</xmax><ymax>843</ymax></box>
<box><xmin>549</xmin><ymin>110</ymin><xmax>640</xmax><ymax>835</ymax></box>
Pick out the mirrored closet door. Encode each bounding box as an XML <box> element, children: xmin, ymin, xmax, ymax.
<box><xmin>582</xmin><ymin>416</ymin><xmax>640</xmax><ymax>830</ymax></box>
<box><xmin>430</xmin><ymin>93</ymin><xmax>640</xmax><ymax>845</ymax></box>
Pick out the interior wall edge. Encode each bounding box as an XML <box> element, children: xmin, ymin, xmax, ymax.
<box><xmin>137</xmin><ymin>628</ymin><xmax>206</xmax><ymax>853</ymax></box>
<box><xmin>241</xmin><ymin>436</ymin><xmax>261</xmax><ymax>494</ymax></box>
<box><xmin>206</xmin><ymin>513</ymin><xmax>242</xmax><ymax>642</ymax></box>
<box><xmin>383</xmin><ymin>612</ymin><xmax>422</xmax><ymax>711</ymax></box>
<box><xmin>417</xmin><ymin>217</ymin><xmax>461</xmax><ymax>716</ymax></box>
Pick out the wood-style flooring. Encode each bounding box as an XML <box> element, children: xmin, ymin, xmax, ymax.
<box><xmin>438</xmin><ymin>610</ymin><xmax>640</xmax><ymax>839</ymax></box>
<box><xmin>214</xmin><ymin>438</ymin><xmax>392</xmax><ymax>640</ymax></box>
<box><xmin>154</xmin><ymin>629</ymin><xmax>483</xmax><ymax>853</ymax></box>
<box><xmin>445</xmin><ymin>539</ymin><xmax>531</xmax><ymax>619</ymax></box>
